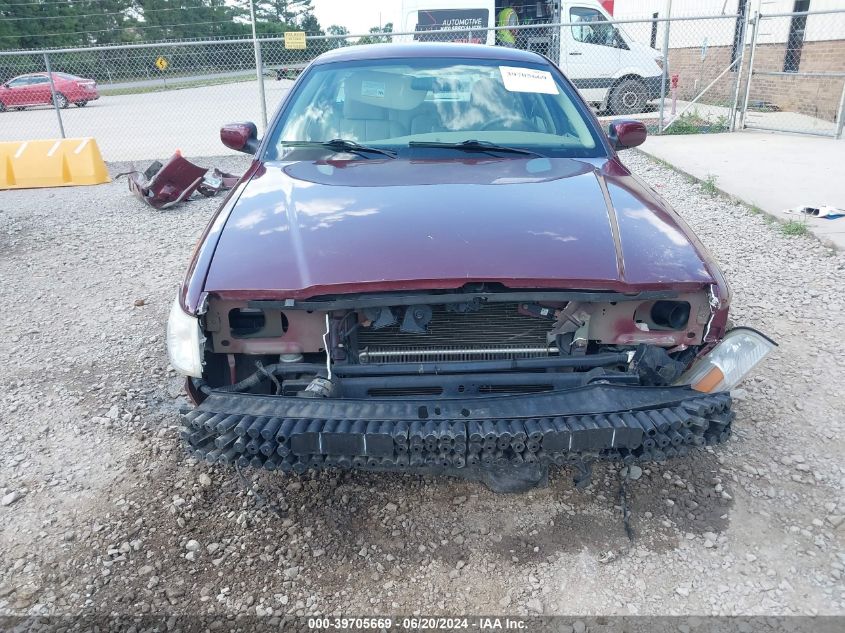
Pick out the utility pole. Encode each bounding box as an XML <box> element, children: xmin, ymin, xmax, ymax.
<box><xmin>657</xmin><ymin>0</ymin><xmax>673</xmax><ymax>133</ymax></box>
<box><xmin>249</xmin><ymin>0</ymin><xmax>268</xmax><ymax>129</ymax></box>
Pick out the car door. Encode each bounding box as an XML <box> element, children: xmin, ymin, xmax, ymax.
<box><xmin>28</xmin><ymin>75</ymin><xmax>53</xmax><ymax>104</ymax></box>
<box><xmin>3</xmin><ymin>77</ymin><xmax>34</xmax><ymax>106</ymax></box>
<box><xmin>563</xmin><ymin>5</ymin><xmax>625</xmax><ymax>104</ymax></box>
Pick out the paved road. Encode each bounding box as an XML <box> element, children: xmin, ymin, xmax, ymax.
<box><xmin>0</xmin><ymin>78</ymin><xmax>294</xmax><ymax>161</ymax></box>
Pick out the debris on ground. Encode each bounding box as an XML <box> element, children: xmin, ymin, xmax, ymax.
<box><xmin>121</xmin><ymin>151</ymin><xmax>240</xmax><ymax>210</ymax></box>
<box><xmin>784</xmin><ymin>205</ymin><xmax>844</xmax><ymax>219</ymax></box>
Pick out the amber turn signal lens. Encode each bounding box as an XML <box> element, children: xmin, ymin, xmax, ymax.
<box><xmin>677</xmin><ymin>327</ymin><xmax>776</xmax><ymax>393</ymax></box>
<box><xmin>691</xmin><ymin>366</ymin><xmax>725</xmax><ymax>393</ymax></box>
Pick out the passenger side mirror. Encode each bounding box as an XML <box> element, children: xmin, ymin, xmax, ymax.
<box><xmin>608</xmin><ymin>120</ymin><xmax>647</xmax><ymax>151</ymax></box>
<box><xmin>221</xmin><ymin>122</ymin><xmax>260</xmax><ymax>154</ymax></box>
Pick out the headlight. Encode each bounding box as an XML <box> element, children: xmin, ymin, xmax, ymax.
<box><xmin>166</xmin><ymin>296</ymin><xmax>205</xmax><ymax>378</ymax></box>
<box><xmin>677</xmin><ymin>327</ymin><xmax>776</xmax><ymax>393</ymax></box>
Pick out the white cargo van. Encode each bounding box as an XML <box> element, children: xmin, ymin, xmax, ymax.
<box><xmin>400</xmin><ymin>0</ymin><xmax>665</xmax><ymax>114</ymax></box>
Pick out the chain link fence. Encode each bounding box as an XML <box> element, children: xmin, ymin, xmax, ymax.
<box><xmin>740</xmin><ymin>9</ymin><xmax>845</xmax><ymax>138</ymax></box>
<box><xmin>0</xmin><ymin>39</ymin><xmax>288</xmax><ymax>159</ymax></box>
<box><xmin>1</xmin><ymin>8</ymin><xmax>843</xmax><ymax>162</ymax></box>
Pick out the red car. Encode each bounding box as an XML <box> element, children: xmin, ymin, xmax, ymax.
<box><xmin>0</xmin><ymin>72</ymin><xmax>99</xmax><ymax>111</ymax></box>
<box><xmin>167</xmin><ymin>43</ymin><xmax>775</xmax><ymax>491</ymax></box>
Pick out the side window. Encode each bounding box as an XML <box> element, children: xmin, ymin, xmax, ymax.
<box><xmin>8</xmin><ymin>77</ymin><xmax>30</xmax><ymax>87</ymax></box>
<box><xmin>570</xmin><ymin>7</ymin><xmax>627</xmax><ymax>49</ymax></box>
<box><xmin>30</xmin><ymin>77</ymin><xmax>50</xmax><ymax>85</ymax></box>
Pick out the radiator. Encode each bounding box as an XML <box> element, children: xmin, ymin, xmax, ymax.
<box><xmin>356</xmin><ymin>303</ymin><xmax>556</xmax><ymax>363</ymax></box>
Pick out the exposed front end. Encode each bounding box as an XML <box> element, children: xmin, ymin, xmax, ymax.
<box><xmin>167</xmin><ymin>43</ymin><xmax>776</xmax><ymax>490</ymax></box>
<box><xmin>169</xmin><ymin>286</ymin><xmax>775</xmax><ymax>490</ymax></box>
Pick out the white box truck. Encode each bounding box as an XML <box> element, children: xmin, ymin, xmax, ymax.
<box><xmin>400</xmin><ymin>0</ymin><xmax>666</xmax><ymax>114</ymax></box>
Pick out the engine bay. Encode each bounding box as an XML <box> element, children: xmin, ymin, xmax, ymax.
<box><xmin>194</xmin><ymin>287</ymin><xmax>715</xmax><ymax>401</ymax></box>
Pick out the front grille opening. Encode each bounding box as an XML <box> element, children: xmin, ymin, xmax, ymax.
<box><xmin>367</xmin><ymin>386</ymin><xmax>444</xmax><ymax>398</ymax></box>
<box><xmin>356</xmin><ymin>303</ymin><xmax>556</xmax><ymax>363</ymax></box>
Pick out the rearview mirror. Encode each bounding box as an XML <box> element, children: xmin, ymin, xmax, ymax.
<box><xmin>608</xmin><ymin>120</ymin><xmax>647</xmax><ymax>151</ymax></box>
<box><xmin>221</xmin><ymin>122</ymin><xmax>260</xmax><ymax>154</ymax></box>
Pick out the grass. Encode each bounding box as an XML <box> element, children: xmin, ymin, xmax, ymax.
<box><xmin>781</xmin><ymin>220</ymin><xmax>810</xmax><ymax>237</ymax></box>
<box><xmin>746</xmin><ymin>205</ymin><xmax>778</xmax><ymax>224</ymax></box>
<box><xmin>660</xmin><ymin>109</ymin><xmax>730</xmax><ymax>136</ymax></box>
<box><xmin>98</xmin><ymin>73</ymin><xmax>254</xmax><ymax>97</ymax></box>
<box><xmin>648</xmin><ymin>156</ymin><xmax>698</xmax><ymax>184</ymax></box>
<box><xmin>649</xmin><ymin>155</ymin><xmax>674</xmax><ymax>170</ymax></box>
<box><xmin>701</xmin><ymin>174</ymin><xmax>719</xmax><ymax>197</ymax></box>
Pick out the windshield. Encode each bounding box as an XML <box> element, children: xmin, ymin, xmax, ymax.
<box><xmin>266</xmin><ymin>57</ymin><xmax>604</xmax><ymax>160</ymax></box>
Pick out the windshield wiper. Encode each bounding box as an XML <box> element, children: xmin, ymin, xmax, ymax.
<box><xmin>408</xmin><ymin>140</ymin><xmax>541</xmax><ymax>157</ymax></box>
<box><xmin>281</xmin><ymin>139</ymin><xmax>397</xmax><ymax>158</ymax></box>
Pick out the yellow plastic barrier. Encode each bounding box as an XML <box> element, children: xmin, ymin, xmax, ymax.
<box><xmin>0</xmin><ymin>137</ymin><xmax>110</xmax><ymax>189</ymax></box>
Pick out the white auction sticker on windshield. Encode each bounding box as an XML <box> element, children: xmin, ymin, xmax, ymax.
<box><xmin>499</xmin><ymin>66</ymin><xmax>558</xmax><ymax>94</ymax></box>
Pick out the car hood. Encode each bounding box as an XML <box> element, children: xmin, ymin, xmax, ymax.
<box><xmin>202</xmin><ymin>156</ymin><xmax>716</xmax><ymax>299</ymax></box>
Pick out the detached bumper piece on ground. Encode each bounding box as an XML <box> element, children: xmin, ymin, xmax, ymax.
<box><xmin>124</xmin><ymin>152</ymin><xmax>239</xmax><ymax>210</ymax></box>
<box><xmin>179</xmin><ymin>385</ymin><xmax>732</xmax><ymax>491</ymax></box>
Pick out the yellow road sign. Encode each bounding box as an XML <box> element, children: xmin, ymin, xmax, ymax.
<box><xmin>284</xmin><ymin>31</ymin><xmax>306</xmax><ymax>50</ymax></box>
<box><xmin>155</xmin><ymin>56</ymin><xmax>168</xmax><ymax>71</ymax></box>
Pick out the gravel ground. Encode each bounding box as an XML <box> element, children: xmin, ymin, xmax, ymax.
<box><xmin>0</xmin><ymin>151</ymin><xmax>843</xmax><ymax>621</ymax></box>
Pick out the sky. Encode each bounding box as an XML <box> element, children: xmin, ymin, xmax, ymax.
<box><xmin>311</xmin><ymin>0</ymin><xmax>401</xmax><ymax>36</ymax></box>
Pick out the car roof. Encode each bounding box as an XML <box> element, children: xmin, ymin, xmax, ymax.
<box><xmin>311</xmin><ymin>42</ymin><xmax>550</xmax><ymax>66</ymax></box>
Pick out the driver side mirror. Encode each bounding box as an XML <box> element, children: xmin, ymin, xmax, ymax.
<box><xmin>608</xmin><ymin>120</ymin><xmax>647</xmax><ymax>151</ymax></box>
<box><xmin>221</xmin><ymin>122</ymin><xmax>260</xmax><ymax>154</ymax></box>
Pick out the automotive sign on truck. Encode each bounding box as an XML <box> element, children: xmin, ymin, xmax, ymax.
<box><xmin>414</xmin><ymin>9</ymin><xmax>490</xmax><ymax>43</ymax></box>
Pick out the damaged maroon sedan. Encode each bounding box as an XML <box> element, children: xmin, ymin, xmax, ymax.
<box><xmin>168</xmin><ymin>43</ymin><xmax>775</xmax><ymax>491</ymax></box>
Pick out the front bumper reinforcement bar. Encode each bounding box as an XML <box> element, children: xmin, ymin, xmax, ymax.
<box><xmin>180</xmin><ymin>384</ymin><xmax>733</xmax><ymax>475</ymax></box>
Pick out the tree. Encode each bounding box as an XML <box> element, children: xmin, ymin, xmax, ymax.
<box><xmin>133</xmin><ymin>0</ymin><xmax>246</xmax><ymax>41</ymax></box>
<box><xmin>0</xmin><ymin>0</ymin><xmax>250</xmax><ymax>49</ymax></box>
<box><xmin>253</xmin><ymin>0</ymin><xmax>313</xmax><ymax>25</ymax></box>
<box><xmin>299</xmin><ymin>9</ymin><xmax>322</xmax><ymax>36</ymax></box>
<box><xmin>324</xmin><ymin>25</ymin><xmax>349</xmax><ymax>50</ymax></box>
<box><xmin>326</xmin><ymin>25</ymin><xmax>349</xmax><ymax>37</ymax></box>
<box><xmin>358</xmin><ymin>22</ymin><xmax>393</xmax><ymax>45</ymax></box>
<box><xmin>0</xmin><ymin>0</ymin><xmax>139</xmax><ymax>49</ymax></box>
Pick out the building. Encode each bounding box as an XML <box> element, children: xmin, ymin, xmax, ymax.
<box><xmin>611</xmin><ymin>0</ymin><xmax>845</xmax><ymax>121</ymax></box>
